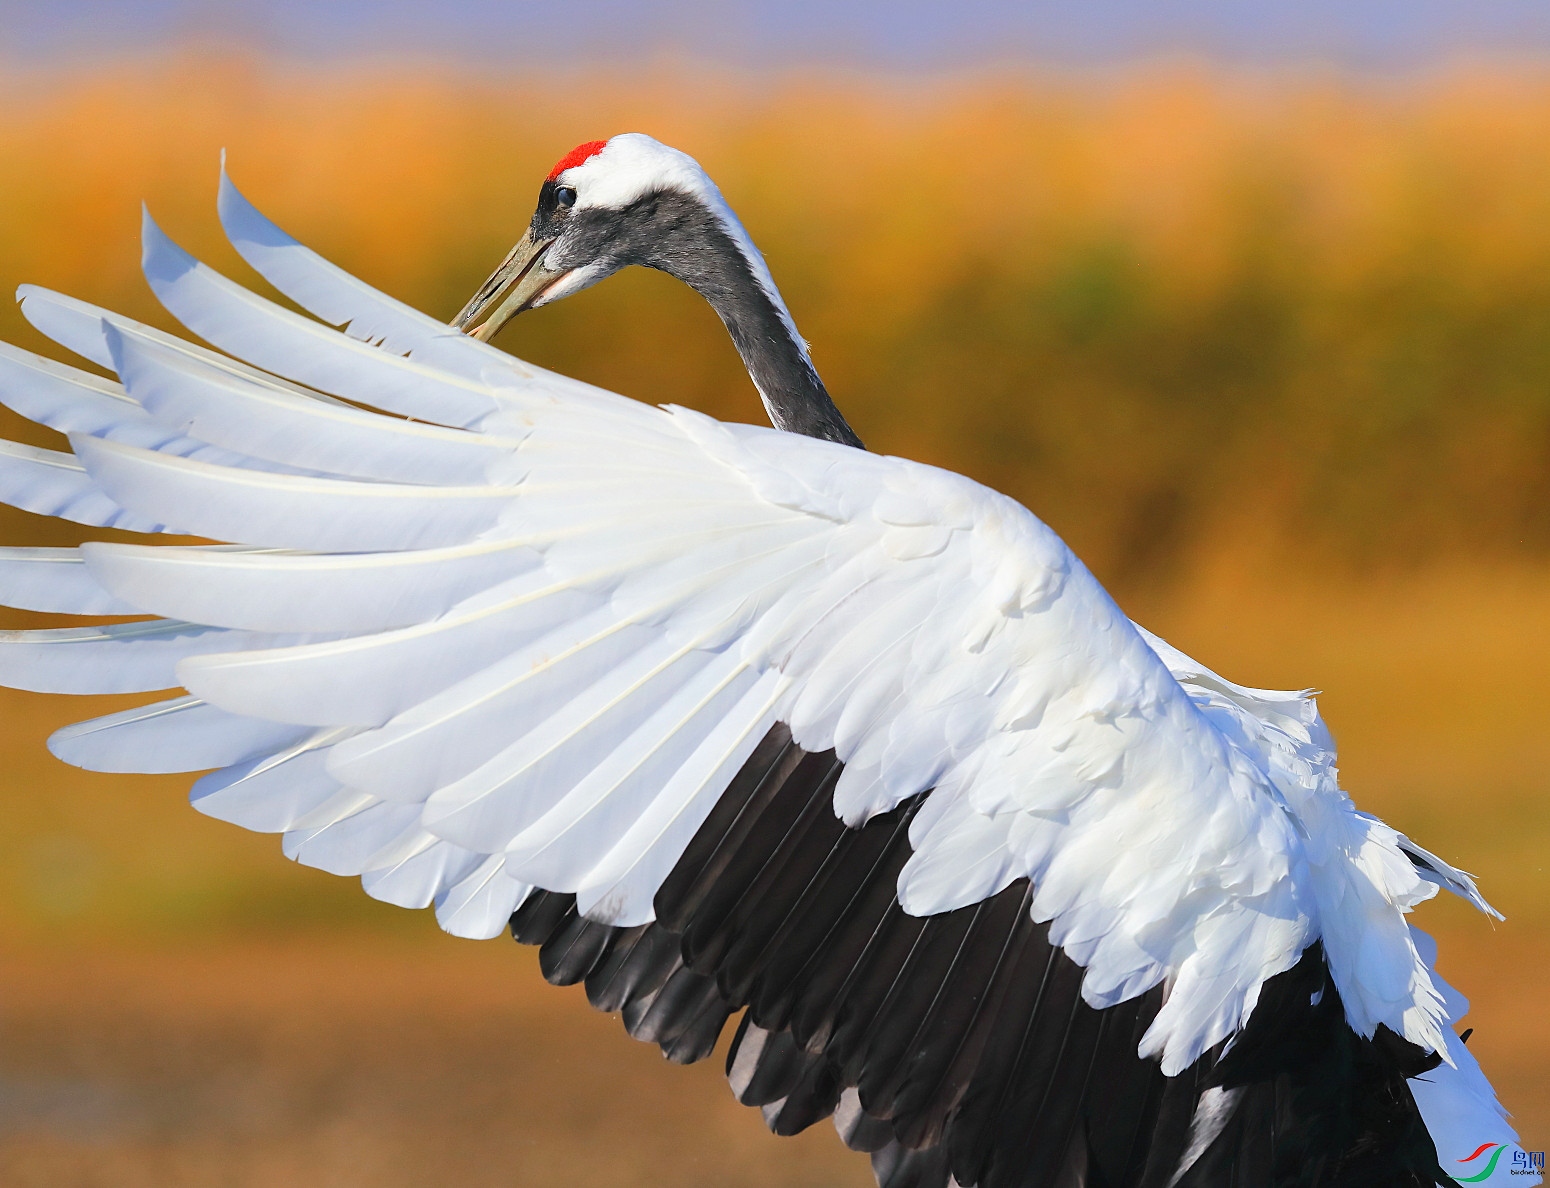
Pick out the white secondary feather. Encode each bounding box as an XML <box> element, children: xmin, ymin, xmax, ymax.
<box><xmin>190</xmin><ymin>731</ymin><xmax>351</xmax><ymax>833</ymax></box>
<box><xmin>359</xmin><ymin>830</ymin><xmax>485</xmax><ymax>911</ymax></box>
<box><xmin>3</xmin><ymin>185</ymin><xmax>1504</xmax><ymax>1095</ymax></box>
<box><xmin>433</xmin><ymin>853</ymin><xmax>534</xmax><ymax>941</ymax></box>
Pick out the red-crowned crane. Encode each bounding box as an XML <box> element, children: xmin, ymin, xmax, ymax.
<box><xmin>0</xmin><ymin>133</ymin><xmax>1532</xmax><ymax>1188</ymax></box>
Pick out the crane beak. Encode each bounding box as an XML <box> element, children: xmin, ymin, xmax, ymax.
<box><xmin>453</xmin><ymin>229</ymin><xmax>564</xmax><ymax>342</ymax></box>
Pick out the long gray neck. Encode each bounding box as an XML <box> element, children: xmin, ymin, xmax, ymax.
<box><xmin>671</xmin><ymin>245</ymin><xmax>862</xmax><ymax>448</ymax></box>
<box><xmin>593</xmin><ymin>191</ymin><xmax>863</xmax><ymax>448</ymax></box>
<box><xmin>699</xmin><ymin>273</ymin><xmax>862</xmax><ymax>448</ymax></box>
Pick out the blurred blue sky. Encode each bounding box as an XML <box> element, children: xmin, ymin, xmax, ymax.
<box><xmin>3</xmin><ymin>0</ymin><xmax>1550</xmax><ymax>68</ymax></box>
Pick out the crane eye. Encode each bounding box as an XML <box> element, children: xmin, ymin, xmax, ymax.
<box><xmin>555</xmin><ymin>185</ymin><xmax>578</xmax><ymax>209</ymax></box>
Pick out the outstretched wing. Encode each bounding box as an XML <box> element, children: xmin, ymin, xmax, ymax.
<box><xmin>0</xmin><ymin>174</ymin><xmax>1512</xmax><ymax>1188</ymax></box>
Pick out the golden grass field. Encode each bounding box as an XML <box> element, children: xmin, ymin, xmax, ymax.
<box><xmin>0</xmin><ymin>58</ymin><xmax>1546</xmax><ymax>1183</ymax></box>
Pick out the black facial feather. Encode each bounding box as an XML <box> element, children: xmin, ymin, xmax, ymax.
<box><xmin>530</xmin><ymin>179</ymin><xmax>568</xmax><ymax>233</ymax></box>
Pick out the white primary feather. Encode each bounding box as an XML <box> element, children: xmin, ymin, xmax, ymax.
<box><xmin>499</xmin><ymin>656</ymin><xmax>763</xmax><ymax>889</ymax></box>
<box><xmin>217</xmin><ymin>161</ymin><xmax>521</xmax><ymax>383</ymax></box>
<box><xmin>0</xmin><ymin>338</ymin><xmax>163</xmax><ymax>442</ymax></box>
<box><xmin>328</xmin><ymin>615</ymin><xmax>690</xmax><ymax>809</ymax></box>
<box><xmin>0</xmin><ymin>336</ymin><xmax>355</xmax><ymax>485</ymax></box>
<box><xmin>17</xmin><ymin>284</ymin><xmax>352</xmax><ymax>410</ymax></box>
<box><xmin>49</xmin><ymin>694</ymin><xmax>312</xmax><ymax>773</ymax></box>
<box><xmin>572</xmin><ymin>668</ymin><xmax>781</xmax><ymax>922</ymax></box>
<box><xmin>142</xmin><ymin>210</ymin><xmax>500</xmax><ymax>429</ymax></box>
<box><xmin>0</xmin><ymin>617</ymin><xmax>334</xmax><ymax>695</ymax></box>
<box><xmin>70</xmin><ymin>434</ymin><xmax>517</xmax><ymax>552</ymax></box>
<box><xmin>215</xmin><ymin>162</ymin><xmax>730</xmax><ymax>441</ymax></box>
<box><xmin>81</xmin><ymin>539</ymin><xmax>538</xmax><ymax>633</ymax></box>
<box><xmin>105</xmin><ymin>321</ymin><xmax>526</xmax><ymax>485</ymax></box>
<box><xmin>0</xmin><ymin>546</ymin><xmax>139</xmax><ymax>614</ymax></box>
<box><xmin>0</xmin><ymin>437</ymin><xmax>168</xmax><ymax>532</ymax></box>
<box><xmin>0</xmin><ymin>183</ymin><xmax>1505</xmax><ymax>1090</ymax></box>
<box><xmin>180</xmin><ymin>571</ymin><xmax>607</xmax><ymax>727</ymax></box>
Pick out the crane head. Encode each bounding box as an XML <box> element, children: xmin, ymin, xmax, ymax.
<box><xmin>453</xmin><ymin>133</ymin><xmax>743</xmax><ymax>342</ymax></box>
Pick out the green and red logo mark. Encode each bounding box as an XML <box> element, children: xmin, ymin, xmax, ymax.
<box><xmin>1454</xmin><ymin>1142</ymin><xmax>1545</xmax><ymax>1181</ymax></box>
<box><xmin>1456</xmin><ymin>1143</ymin><xmax>1508</xmax><ymax>1182</ymax></box>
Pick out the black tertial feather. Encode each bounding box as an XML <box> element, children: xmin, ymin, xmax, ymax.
<box><xmin>784</xmin><ymin>809</ymin><xmax>923</xmax><ymax>1053</ymax></box>
<box><xmin>839</xmin><ymin>1088</ymin><xmax>902</xmax><ymax>1153</ymax></box>
<box><xmin>1082</xmin><ymin>992</ymin><xmax>1166</xmax><ymax>1188</ymax></box>
<box><xmin>728</xmin><ymin>1018</ymin><xmax>816</xmax><ymax>1107</ymax></box>
<box><xmin>508</xmin><ymin>887</ymin><xmax>575</xmax><ymax>946</ymax></box>
<box><xmin>1135</xmin><ymin>1063</ymin><xmax>1212</xmax><ymax>1188</ymax></box>
<box><xmin>890</xmin><ymin>887</ymin><xmax>1040</xmax><ymax>1150</ymax></box>
<box><xmin>679</xmin><ymin>749</ymin><xmax>841</xmax><ymax>974</ymax></box>
<box><xmin>873</xmin><ymin>1141</ymin><xmax>955</xmax><ymax>1188</ymax></box>
<box><xmin>536</xmin><ymin>905</ymin><xmax>613</xmax><ymax>985</ymax></box>
<box><xmin>655</xmin><ymin>725</ymin><xmax>804</xmax><ymax>933</ymax></box>
<box><xmin>585</xmin><ymin>922</ymin><xmax>677</xmax><ymax>1013</ymax></box>
<box><xmin>763</xmin><ymin>1054</ymin><xmax>846</xmax><ymax>1137</ymax></box>
<box><xmin>506</xmin><ymin>727</ymin><xmax>1454</xmax><ymax>1188</ymax></box>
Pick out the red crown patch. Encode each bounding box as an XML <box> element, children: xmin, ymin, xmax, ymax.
<box><xmin>548</xmin><ymin>140</ymin><xmax>608</xmax><ymax>181</ymax></box>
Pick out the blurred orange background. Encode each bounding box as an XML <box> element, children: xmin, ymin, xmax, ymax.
<box><xmin>0</xmin><ymin>57</ymin><xmax>1546</xmax><ymax>1185</ymax></box>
